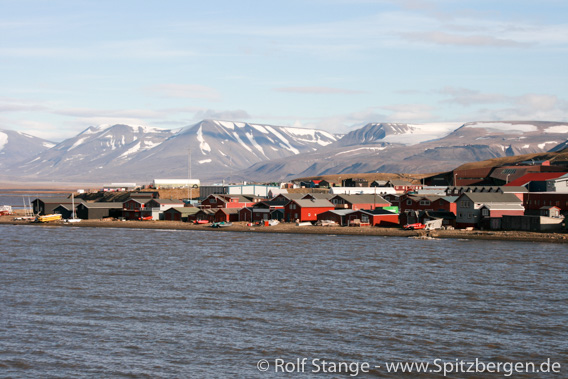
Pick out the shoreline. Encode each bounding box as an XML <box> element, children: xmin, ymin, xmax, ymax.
<box><xmin>2</xmin><ymin>217</ymin><xmax>567</xmax><ymax>244</ymax></box>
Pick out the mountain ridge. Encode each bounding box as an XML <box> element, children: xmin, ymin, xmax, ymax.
<box><xmin>1</xmin><ymin>120</ymin><xmax>567</xmax><ymax>183</ymax></box>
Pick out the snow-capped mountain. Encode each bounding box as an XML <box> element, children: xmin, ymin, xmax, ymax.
<box><xmin>12</xmin><ymin>124</ymin><xmax>175</xmax><ymax>180</ymax></box>
<box><xmin>106</xmin><ymin>120</ymin><xmax>339</xmax><ymax>181</ymax></box>
<box><xmin>0</xmin><ymin>129</ymin><xmax>55</xmax><ymax>170</ymax></box>
<box><xmin>6</xmin><ymin>120</ymin><xmax>339</xmax><ymax>182</ymax></box>
<box><xmin>240</xmin><ymin>121</ymin><xmax>568</xmax><ymax>180</ymax></box>
<box><xmin>4</xmin><ymin>119</ymin><xmax>568</xmax><ymax>183</ymax></box>
<box><xmin>336</xmin><ymin>122</ymin><xmax>460</xmax><ymax>147</ymax></box>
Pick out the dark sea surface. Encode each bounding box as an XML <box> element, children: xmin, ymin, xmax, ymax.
<box><xmin>0</xmin><ymin>225</ymin><xmax>566</xmax><ymax>378</ymax></box>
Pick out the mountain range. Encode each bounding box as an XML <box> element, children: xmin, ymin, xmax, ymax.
<box><xmin>1</xmin><ymin>120</ymin><xmax>567</xmax><ymax>184</ymax></box>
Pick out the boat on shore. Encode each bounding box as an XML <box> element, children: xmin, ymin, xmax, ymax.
<box><xmin>211</xmin><ymin>221</ymin><xmax>232</xmax><ymax>228</ymax></box>
<box><xmin>36</xmin><ymin>214</ymin><xmax>63</xmax><ymax>223</ymax></box>
<box><xmin>194</xmin><ymin>219</ymin><xmax>209</xmax><ymax>224</ymax></box>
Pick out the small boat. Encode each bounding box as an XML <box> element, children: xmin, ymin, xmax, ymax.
<box><xmin>0</xmin><ymin>205</ymin><xmax>13</xmax><ymax>216</ymax></box>
<box><xmin>139</xmin><ymin>216</ymin><xmax>153</xmax><ymax>221</ymax></box>
<box><xmin>194</xmin><ymin>219</ymin><xmax>209</xmax><ymax>224</ymax></box>
<box><xmin>36</xmin><ymin>214</ymin><xmax>63</xmax><ymax>223</ymax></box>
<box><xmin>211</xmin><ymin>222</ymin><xmax>233</xmax><ymax>228</ymax></box>
<box><xmin>267</xmin><ymin>219</ymin><xmax>279</xmax><ymax>226</ymax></box>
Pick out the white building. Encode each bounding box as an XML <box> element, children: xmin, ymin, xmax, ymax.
<box><xmin>329</xmin><ymin>186</ymin><xmax>397</xmax><ymax>195</ymax></box>
<box><xmin>152</xmin><ymin>179</ymin><xmax>201</xmax><ymax>189</ymax></box>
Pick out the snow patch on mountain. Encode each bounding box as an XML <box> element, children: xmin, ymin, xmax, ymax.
<box><xmin>119</xmin><ymin>142</ymin><xmax>142</xmax><ymax>158</ymax></box>
<box><xmin>197</xmin><ymin>125</ymin><xmax>211</xmax><ymax>154</ymax></box>
<box><xmin>381</xmin><ymin>123</ymin><xmax>461</xmax><ymax>145</ymax></box>
<box><xmin>465</xmin><ymin>122</ymin><xmax>538</xmax><ymax>133</ymax></box>
<box><xmin>538</xmin><ymin>141</ymin><xmax>557</xmax><ymax>149</ymax></box>
<box><xmin>544</xmin><ymin>125</ymin><xmax>568</xmax><ymax>133</ymax></box>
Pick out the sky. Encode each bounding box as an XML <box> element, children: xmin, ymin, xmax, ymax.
<box><xmin>1</xmin><ymin>0</ymin><xmax>567</xmax><ymax>141</ymax></box>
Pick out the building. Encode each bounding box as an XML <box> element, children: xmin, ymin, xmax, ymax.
<box><xmin>102</xmin><ymin>183</ymin><xmax>138</xmax><ymax>192</ymax></box>
<box><xmin>505</xmin><ymin>172</ymin><xmax>567</xmax><ymax>191</ymax></box>
<box><xmin>122</xmin><ymin>198</ymin><xmax>147</xmax><ymax>220</ymax></box>
<box><xmin>346</xmin><ymin>209</ymin><xmax>399</xmax><ymax>227</ymax></box>
<box><xmin>201</xmin><ymin>194</ymin><xmax>261</xmax><ymax>209</ymax></box>
<box><xmin>455</xmin><ymin>193</ymin><xmax>523</xmax><ymax>228</ymax></box>
<box><xmin>199</xmin><ymin>184</ymin><xmax>279</xmax><ymax>199</ymax></box>
<box><xmin>76</xmin><ymin>202</ymin><xmax>123</xmax><ymax>219</ymax></box>
<box><xmin>523</xmin><ymin>193</ymin><xmax>568</xmax><ymax>215</ymax></box>
<box><xmin>284</xmin><ymin>199</ymin><xmax>335</xmax><ymax>222</ymax></box>
<box><xmin>342</xmin><ymin>178</ymin><xmax>369</xmax><ymax>187</ymax></box>
<box><xmin>501</xmin><ymin>215</ymin><xmax>565</xmax><ymax>232</ymax></box>
<box><xmin>386</xmin><ymin>180</ymin><xmax>422</xmax><ymax>193</ymax></box>
<box><xmin>152</xmin><ymin>179</ymin><xmax>200</xmax><ymax>189</ymax></box>
<box><xmin>163</xmin><ymin>207</ymin><xmax>199</xmax><ymax>222</ymax></box>
<box><xmin>546</xmin><ymin>174</ymin><xmax>568</xmax><ymax>193</ymax></box>
<box><xmin>190</xmin><ymin>209</ymin><xmax>217</xmax><ymax>223</ymax></box>
<box><xmin>329</xmin><ymin>187</ymin><xmax>397</xmax><ymax>195</ymax></box>
<box><xmin>330</xmin><ymin>194</ymin><xmax>390</xmax><ymax>211</ymax></box>
<box><xmin>316</xmin><ymin>209</ymin><xmax>354</xmax><ymax>226</ymax></box>
<box><xmin>32</xmin><ymin>197</ymin><xmax>85</xmax><ymax>215</ymax></box>
<box><xmin>214</xmin><ymin>208</ymin><xmax>241</xmax><ymax>223</ymax></box>
<box><xmin>142</xmin><ymin>198</ymin><xmax>185</xmax><ymax>220</ymax></box>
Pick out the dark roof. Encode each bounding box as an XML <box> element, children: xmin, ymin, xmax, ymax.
<box><xmin>255</xmin><ymin>200</ymin><xmax>289</xmax><ymax>208</ymax></box>
<box><xmin>164</xmin><ymin>207</ymin><xmax>200</xmax><ymax>215</ymax></box>
<box><xmin>302</xmin><ymin>193</ymin><xmax>334</xmax><ymax>200</ymax></box>
<box><xmin>150</xmin><ymin>198</ymin><xmax>185</xmax><ymax>205</ymax></box>
<box><xmin>34</xmin><ymin>196</ymin><xmax>81</xmax><ymax>204</ymax></box>
<box><xmin>80</xmin><ymin>202</ymin><xmax>123</xmax><ymax>209</ymax></box>
<box><xmin>216</xmin><ymin>208</ymin><xmax>241</xmax><ymax>214</ymax></box>
<box><xmin>358</xmin><ymin>208</ymin><xmax>398</xmax><ymax>216</ymax></box>
<box><xmin>460</xmin><ymin>192</ymin><xmax>522</xmax><ymax>203</ymax></box>
<box><xmin>274</xmin><ymin>193</ymin><xmax>306</xmax><ymax>200</ymax></box>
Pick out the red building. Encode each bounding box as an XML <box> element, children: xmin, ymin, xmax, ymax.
<box><xmin>387</xmin><ymin>180</ymin><xmax>423</xmax><ymax>193</ymax></box>
<box><xmin>284</xmin><ymin>199</ymin><xmax>335</xmax><ymax>222</ymax></box>
<box><xmin>122</xmin><ymin>198</ymin><xmax>146</xmax><ymax>220</ymax></box>
<box><xmin>330</xmin><ymin>194</ymin><xmax>390</xmax><ymax>211</ymax></box>
<box><xmin>200</xmin><ymin>194</ymin><xmax>259</xmax><ymax>209</ymax></box>
<box><xmin>523</xmin><ymin>193</ymin><xmax>568</xmax><ymax>215</ymax></box>
<box><xmin>346</xmin><ymin>209</ymin><xmax>400</xmax><ymax>227</ymax></box>
<box><xmin>214</xmin><ymin>208</ymin><xmax>240</xmax><ymax>223</ymax></box>
<box><xmin>400</xmin><ymin>195</ymin><xmax>457</xmax><ymax>214</ymax></box>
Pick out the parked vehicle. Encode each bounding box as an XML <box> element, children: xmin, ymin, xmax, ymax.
<box><xmin>403</xmin><ymin>223</ymin><xmax>426</xmax><ymax>230</ymax></box>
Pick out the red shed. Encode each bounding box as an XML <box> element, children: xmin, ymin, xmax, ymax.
<box><xmin>346</xmin><ymin>209</ymin><xmax>399</xmax><ymax>227</ymax></box>
<box><xmin>214</xmin><ymin>208</ymin><xmax>240</xmax><ymax>223</ymax></box>
<box><xmin>284</xmin><ymin>199</ymin><xmax>335</xmax><ymax>222</ymax></box>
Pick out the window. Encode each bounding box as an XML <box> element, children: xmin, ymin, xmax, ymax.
<box><xmin>406</xmin><ymin>199</ymin><xmax>412</xmax><ymax>205</ymax></box>
<box><xmin>458</xmin><ymin>212</ymin><xmax>463</xmax><ymax>218</ymax></box>
<box><xmin>210</xmin><ymin>198</ymin><xmax>216</xmax><ymax>204</ymax></box>
<box><xmin>420</xmin><ymin>200</ymin><xmax>430</xmax><ymax>206</ymax></box>
<box><xmin>468</xmin><ymin>213</ymin><xmax>472</xmax><ymax>219</ymax></box>
<box><xmin>361</xmin><ymin>215</ymin><xmax>369</xmax><ymax>223</ymax></box>
<box><xmin>482</xmin><ymin>208</ymin><xmax>489</xmax><ymax>216</ymax></box>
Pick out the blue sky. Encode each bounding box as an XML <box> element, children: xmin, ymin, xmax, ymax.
<box><xmin>1</xmin><ymin>0</ymin><xmax>567</xmax><ymax>141</ymax></box>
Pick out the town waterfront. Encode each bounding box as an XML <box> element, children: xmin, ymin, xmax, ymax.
<box><xmin>1</xmin><ymin>225</ymin><xmax>566</xmax><ymax>377</ymax></box>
